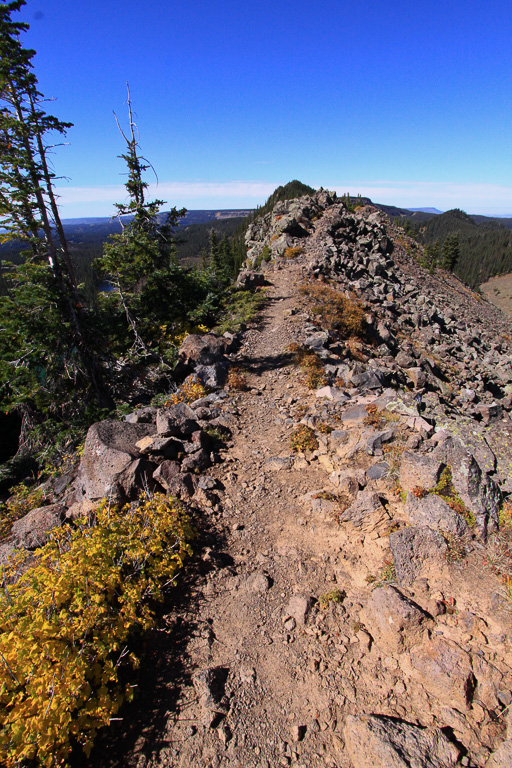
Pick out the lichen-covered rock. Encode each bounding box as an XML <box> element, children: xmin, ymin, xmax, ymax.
<box><xmin>404</xmin><ymin>492</ymin><xmax>469</xmax><ymax>537</ymax></box>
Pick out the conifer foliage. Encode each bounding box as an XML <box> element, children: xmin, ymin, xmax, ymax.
<box><xmin>0</xmin><ymin>0</ymin><xmax>108</xmax><ymax>446</ymax></box>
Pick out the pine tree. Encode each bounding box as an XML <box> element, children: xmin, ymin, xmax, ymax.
<box><xmin>96</xmin><ymin>84</ymin><xmax>186</xmax><ymax>353</ymax></box>
<box><xmin>0</xmin><ymin>0</ymin><xmax>111</xmax><ymax>448</ymax></box>
<box><xmin>440</xmin><ymin>232</ymin><xmax>460</xmax><ymax>271</ymax></box>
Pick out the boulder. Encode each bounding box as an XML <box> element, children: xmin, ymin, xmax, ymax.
<box><xmin>11</xmin><ymin>503</ymin><xmax>66</xmax><ymax>549</ymax></box>
<box><xmin>433</xmin><ymin>437</ymin><xmax>501</xmax><ymax>537</ymax></box>
<box><xmin>360</xmin><ymin>585</ymin><xmax>430</xmax><ymax>652</ymax></box>
<box><xmin>178</xmin><ymin>334</ymin><xmax>229</xmax><ymax>368</ymax></box>
<box><xmin>405</xmin><ymin>367</ymin><xmax>427</xmax><ymax>388</ymax></box>
<box><xmin>124</xmin><ymin>406</ymin><xmax>157</xmax><ymax>424</ymax></box>
<box><xmin>404</xmin><ymin>492</ymin><xmax>469</xmax><ymax>537</ymax></box>
<box><xmin>389</xmin><ymin>527</ymin><xmax>448</xmax><ymax>586</ymax></box>
<box><xmin>399</xmin><ymin>451</ymin><xmax>442</xmax><ymax>492</ymax></box>
<box><xmin>156</xmin><ymin>402</ymin><xmax>199</xmax><ymax>438</ymax></box>
<box><xmin>405</xmin><ymin>637</ymin><xmax>476</xmax><ymax>711</ymax></box>
<box><xmin>75</xmin><ymin>420</ymin><xmax>154</xmax><ymax>502</ymax></box>
<box><xmin>135</xmin><ymin>435</ymin><xmax>182</xmax><ymax>460</ymax></box>
<box><xmin>344</xmin><ymin>714</ymin><xmax>459</xmax><ymax>768</ymax></box>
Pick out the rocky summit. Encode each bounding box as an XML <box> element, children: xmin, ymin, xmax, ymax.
<box><xmin>3</xmin><ymin>190</ymin><xmax>512</xmax><ymax>768</ymax></box>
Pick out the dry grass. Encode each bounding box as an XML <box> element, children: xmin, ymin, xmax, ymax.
<box><xmin>283</xmin><ymin>246</ymin><xmax>304</xmax><ymax>259</ymax></box>
<box><xmin>227</xmin><ymin>367</ymin><xmax>248</xmax><ymax>391</ymax></box>
<box><xmin>299</xmin><ymin>281</ymin><xmax>366</xmax><ymax>340</ymax></box>
<box><xmin>288</xmin><ymin>343</ymin><xmax>327</xmax><ymax>389</ymax></box>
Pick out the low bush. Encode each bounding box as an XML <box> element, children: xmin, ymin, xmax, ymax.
<box><xmin>169</xmin><ymin>374</ymin><xmax>208</xmax><ymax>405</ymax></box>
<box><xmin>288</xmin><ymin>343</ymin><xmax>327</xmax><ymax>389</ymax></box>
<box><xmin>0</xmin><ymin>481</ymin><xmax>47</xmax><ymax>539</ymax></box>
<box><xmin>283</xmin><ymin>247</ymin><xmax>303</xmax><ymax>259</ymax></box>
<box><xmin>299</xmin><ymin>281</ymin><xmax>365</xmax><ymax>340</ymax></box>
<box><xmin>290</xmin><ymin>425</ymin><xmax>318</xmax><ymax>453</ymax></box>
<box><xmin>214</xmin><ymin>289</ymin><xmax>266</xmax><ymax>335</ymax></box>
<box><xmin>0</xmin><ymin>493</ymin><xmax>192</xmax><ymax>767</ymax></box>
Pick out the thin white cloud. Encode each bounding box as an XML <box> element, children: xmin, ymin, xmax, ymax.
<box><xmin>328</xmin><ymin>180</ymin><xmax>512</xmax><ymax>214</ymax></box>
<box><xmin>54</xmin><ymin>179</ymin><xmax>512</xmax><ymax>217</ymax></box>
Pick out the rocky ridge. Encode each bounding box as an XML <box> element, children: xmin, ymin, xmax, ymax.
<box><xmin>2</xmin><ymin>190</ymin><xmax>512</xmax><ymax>768</ymax></box>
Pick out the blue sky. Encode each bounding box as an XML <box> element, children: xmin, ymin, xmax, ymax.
<box><xmin>16</xmin><ymin>0</ymin><xmax>512</xmax><ymax>218</ymax></box>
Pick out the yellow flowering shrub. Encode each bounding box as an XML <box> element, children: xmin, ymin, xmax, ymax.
<box><xmin>0</xmin><ymin>493</ymin><xmax>192</xmax><ymax>767</ymax></box>
<box><xmin>169</xmin><ymin>374</ymin><xmax>208</xmax><ymax>405</ymax></box>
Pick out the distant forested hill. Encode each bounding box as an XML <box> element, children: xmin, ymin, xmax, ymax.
<box><xmin>391</xmin><ymin>208</ymin><xmax>512</xmax><ymax>288</ymax></box>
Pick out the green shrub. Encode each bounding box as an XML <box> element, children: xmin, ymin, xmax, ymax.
<box><xmin>0</xmin><ymin>493</ymin><xmax>192</xmax><ymax>767</ymax></box>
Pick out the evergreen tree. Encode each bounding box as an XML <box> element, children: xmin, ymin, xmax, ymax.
<box><xmin>0</xmin><ymin>0</ymin><xmax>110</xmax><ymax>448</ymax></box>
<box><xmin>96</xmin><ymin>84</ymin><xmax>186</xmax><ymax>353</ymax></box>
<box><xmin>440</xmin><ymin>232</ymin><xmax>460</xmax><ymax>271</ymax></box>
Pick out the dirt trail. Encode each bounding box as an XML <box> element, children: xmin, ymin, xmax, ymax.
<box><xmin>88</xmin><ymin>264</ymin><xmax>374</xmax><ymax>768</ymax></box>
<box><xmin>86</xmin><ymin>262</ymin><xmax>511</xmax><ymax>768</ymax></box>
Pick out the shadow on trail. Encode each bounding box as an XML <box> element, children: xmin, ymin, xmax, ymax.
<box><xmin>236</xmin><ymin>350</ymin><xmax>295</xmax><ymax>376</ymax></box>
<box><xmin>70</xmin><ymin>506</ymin><xmax>230</xmax><ymax>768</ymax></box>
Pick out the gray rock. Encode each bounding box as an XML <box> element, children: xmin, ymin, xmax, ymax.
<box><xmin>341</xmin><ymin>405</ymin><xmax>369</xmax><ymax>424</ymax></box>
<box><xmin>75</xmin><ymin>420</ymin><xmax>154</xmax><ymax>501</ymax></box>
<box><xmin>344</xmin><ymin>714</ymin><xmax>459</xmax><ymax>768</ymax></box>
<box><xmin>405</xmin><ymin>492</ymin><xmax>469</xmax><ymax>537</ymax></box>
<box><xmin>124</xmin><ymin>406</ymin><xmax>157</xmax><ymax>424</ymax></box>
<box><xmin>152</xmin><ymin>460</ymin><xmax>181</xmax><ymax>491</ymax></box>
<box><xmin>366</xmin><ymin>429</ymin><xmax>394</xmax><ymax>456</ymax></box>
<box><xmin>389</xmin><ymin>527</ymin><xmax>448</xmax><ymax>586</ymax></box>
<box><xmin>338</xmin><ymin>492</ymin><xmax>390</xmax><ymax>532</ymax></box>
<box><xmin>286</xmin><ymin>595</ymin><xmax>314</xmax><ymax>625</ymax></box>
<box><xmin>365</xmin><ymin>462</ymin><xmax>389</xmax><ymax>480</ymax></box>
<box><xmin>360</xmin><ymin>585</ymin><xmax>430</xmax><ymax>652</ymax></box>
<box><xmin>11</xmin><ymin>503</ymin><xmax>66</xmax><ymax>549</ymax></box>
<box><xmin>195</xmin><ymin>362</ymin><xmax>229</xmax><ymax>389</ymax></box>
<box><xmin>399</xmin><ymin>451</ymin><xmax>442</xmax><ymax>492</ymax></box>
<box><xmin>156</xmin><ymin>402</ymin><xmax>199</xmax><ymax>438</ymax></box>
<box><xmin>265</xmin><ymin>456</ymin><xmax>294</xmax><ymax>471</ymax></box>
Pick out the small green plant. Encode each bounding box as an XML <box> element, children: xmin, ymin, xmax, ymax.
<box><xmin>317</xmin><ymin>422</ymin><xmax>334</xmax><ymax>434</ymax></box>
<box><xmin>290</xmin><ymin>425</ymin><xmax>318</xmax><ymax>453</ymax></box>
<box><xmin>431</xmin><ymin>466</ymin><xmax>476</xmax><ymax>528</ymax></box>
<box><xmin>318</xmin><ymin>588</ymin><xmax>344</xmax><ymax>610</ymax></box>
<box><xmin>214</xmin><ymin>289</ymin><xmax>267</xmax><ymax>335</ymax></box>
<box><xmin>366</xmin><ymin>557</ymin><xmax>397</xmax><ymax>588</ymax></box>
<box><xmin>261</xmin><ymin>244</ymin><xmax>271</xmax><ymax>262</ymax></box>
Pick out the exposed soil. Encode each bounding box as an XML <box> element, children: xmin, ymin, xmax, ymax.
<box><xmin>480</xmin><ymin>273</ymin><xmax>512</xmax><ymax>316</ymax></box>
<box><xmin>82</xmin><ymin>262</ymin><xmax>512</xmax><ymax>768</ymax></box>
